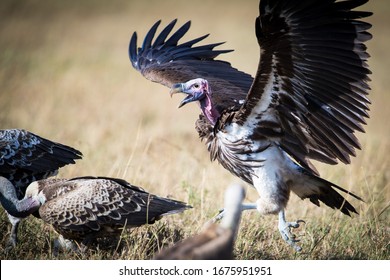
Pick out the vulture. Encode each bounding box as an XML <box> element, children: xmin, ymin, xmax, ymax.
<box><xmin>0</xmin><ymin>128</ymin><xmax>82</xmax><ymax>247</ymax></box>
<box><xmin>154</xmin><ymin>184</ymin><xmax>245</xmax><ymax>260</ymax></box>
<box><xmin>129</xmin><ymin>0</ymin><xmax>372</xmax><ymax>251</ymax></box>
<box><xmin>0</xmin><ymin>176</ymin><xmax>191</xmax><ymax>250</ymax></box>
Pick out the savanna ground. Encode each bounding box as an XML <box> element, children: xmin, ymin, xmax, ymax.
<box><xmin>0</xmin><ymin>0</ymin><xmax>389</xmax><ymax>260</ymax></box>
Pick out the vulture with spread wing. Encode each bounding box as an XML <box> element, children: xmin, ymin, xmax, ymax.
<box><xmin>129</xmin><ymin>0</ymin><xmax>372</xmax><ymax>251</ymax></box>
<box><xmin>0</xmin><ymin>129</ymin><xmax>82</xmax><ymax>247</ymax></box>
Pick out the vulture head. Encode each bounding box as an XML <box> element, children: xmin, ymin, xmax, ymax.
<box><xmin>171</xmin><ymin>78</ymin><xmax>220</xmax><ymax>125</ymax></box>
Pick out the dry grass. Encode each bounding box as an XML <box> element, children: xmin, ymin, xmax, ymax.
<box><xmin>0</xmin><ymin>0</ymin><xmax>389</xmax><ymax>260</ymax></box>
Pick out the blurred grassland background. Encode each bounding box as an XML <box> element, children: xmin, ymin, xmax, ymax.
<box><xmin>0</xmin><ymin>0</ymin><xmax>389</xmax><ymax>260</ymax></box>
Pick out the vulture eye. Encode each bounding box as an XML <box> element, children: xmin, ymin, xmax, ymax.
<box><xmin>193</xmin><ymin>84</ymin><xmax>200</xmax><ymax>89</ymax></box>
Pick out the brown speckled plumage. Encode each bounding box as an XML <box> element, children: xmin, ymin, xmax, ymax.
<box><xmin>27</xmin><ymin>176</ymin><xmax>191</xmax><ymax>243</ymax></box>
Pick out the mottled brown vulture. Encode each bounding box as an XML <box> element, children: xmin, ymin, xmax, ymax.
<box><xmin>0</xmin><ymin>128</ymin><xmax>82</xmax><ymax>247</ymax></box>
<box><xmin>129</xmin><ymin>0</ymin><xmax>372</xmax><ymax>251</ymax></box>
<box><xmin>0</xmin><ymin>176</ymin><xmax>191</xmax><ymax>250</ymax></box>
<box><xmin>154</xmin><ymin>184</ymin><xmax>245</xmax><ymax>260</ymax></box>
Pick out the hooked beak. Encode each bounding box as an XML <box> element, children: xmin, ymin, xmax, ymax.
<box><xmin>170</xmin><ymin>83</ymin><xmax>185</xmax><ymax>97</ymax></box>
<box><xmin>170</xmin><ymin>83</ymin><xmax>197</xmax><ymax>108</ymax></box>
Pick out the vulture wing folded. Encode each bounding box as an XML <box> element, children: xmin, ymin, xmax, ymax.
<box><xmin>36</xmin><ymin>177</ymin><xmax>191</xmax><ymax>240</ymax></box>
<box><xmin>0</xmin><ymin>129</ymin><xmax>82</xmax><ymax>196</ymax></box>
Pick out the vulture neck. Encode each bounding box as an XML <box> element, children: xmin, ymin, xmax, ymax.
<box><xmin>199</xmin><ymin>93</ymin><xmax>220</xmax><ymax>126</ymax></box>
<box><xmin>0</xmin><ymin>177</ymin><xmax>41</xmax><ymax>218</ymax></box>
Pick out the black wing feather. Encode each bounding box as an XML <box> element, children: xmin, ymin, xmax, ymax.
<box><xmin>129</xmin><ymin>20</ymin><xmax>253</xmax><ymax>110</ymax></box>
<box><xmin>129</xmin><ymin>1</ymin><xmax>371</xmax><ymax>172</ymax></box>
<box><xmin>0</xmin><ymin>129</ymin><xmax>82</xmax><ymax>196</ymax></box>
<box><xmin>234</xmin><ymin>0</ymin><xmax>372</xmax><ymax>170</ymax></box>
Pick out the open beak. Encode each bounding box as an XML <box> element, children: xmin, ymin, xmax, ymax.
<box><xmin>170</xmin><ymin>83</ymin><xmax>194</xmax><ymax>108</ymax></box>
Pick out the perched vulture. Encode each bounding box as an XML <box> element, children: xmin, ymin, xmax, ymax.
<box><xmin>154</xmin><ymin>184</ymin><xmax>245</xmax><ymax>260</ymax></box>
<box><xmin>129</xmin><ymin>0</ymin><xmax>372</xmax><ymax>251</ymax></box>
<box><xmin>0</xmin><ymin>129</ymin><xmax>82</xmax><ymax>247</ymax></box>
<box><xmin>0</xmin><ymin>176</ymin><xmax>191</xmax><ymax>250</ymax></box>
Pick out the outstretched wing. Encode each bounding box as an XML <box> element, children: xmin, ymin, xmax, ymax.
<box><xmin>129</xmin><ymin>19</ymin><xmax>253</xmax><ymax>110</ymax></box>
<box><xmin>0</xmin><ymin>129</ymin><xmax>82</xmax><ymax>194</ymax></box>
<box><xmin>232</xmin><ymin>0</ymin><xmax>372</xmax><ymax>173</ymax></box>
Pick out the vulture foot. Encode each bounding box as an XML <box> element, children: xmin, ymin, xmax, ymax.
<box><xmin>5</xmin><ymin>237</ymin><xmax>17</xmax><ymax>252</ymax></box>
<box><xmin>278</xmin><ymin>210</ymin><xmax>305</xmax><ymax>252</ymax></box>
<box><xmin>210</xmin><ymin>203</ymin><xmax>257</xmax><ymax>223</ymax></box>
<box><xmin>53</xmin><ymin>235</ymin><xmax>84</xmax><ymax>256</ymax></box>
<box><xmin>210</xmin><ymin>208</ymin><xmax>225</xmax><ymax>223</ymax></box>
<box><xmin>5</xmin><ymin>214</ymin><xmax>20</xmax><ymax>250</ymax></box>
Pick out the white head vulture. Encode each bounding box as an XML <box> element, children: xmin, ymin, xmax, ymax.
<box><xmin>154</xmin><ymin>184</ymin><xmax>245</xmax><ymax>260</ymax></box>
<box><xmin>0</xmin><ymin>129</ymin><xmax>82</xmax><ymax>248</ymax></box>
<box><xmin>0</xmin><ymin>176</ymin><xmax>191</xmax><ymax>250</ymax></box>
<box><xmin>129</xmin><ymin>0</ymin><xmax>372</xmax><ymax>251</ymax></box>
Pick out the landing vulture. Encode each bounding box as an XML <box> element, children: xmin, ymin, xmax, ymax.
<box><xmin>0</xmin><ymin>176</ymin><xmax>191</xmax><ymax>250</ymax></box>
<box><xmin>0</xmin><ymin>128</ymin><xmax>82</xmax><ymax>247</ymax></box>
<box><xmin>129</xmin><ymin>0</ymin><xmax>372</xmax><ymax>250</ymax></box>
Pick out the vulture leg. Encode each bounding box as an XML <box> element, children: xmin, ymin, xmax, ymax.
<box><xmin>6</xmin><ymin>214</ymin><xmax>20</xmax><ymax>249</ymax></box>
<box><xmin>53</xmin><ymin>235</ymin><xmax>80</xmax><ymax>256</ymax></box>
<box><xmin>278</xmin><ymin>210</ymin><xmax>305</xmax><ymax>252</ymax></box>
<box><xmin>213</xmin><ymin>205</ymin><xmax>305</xmax><ymax>252</ymax></box>
<box><xmin>241</xmin><ymin>203</ymin><xmax>257</xmax><ymax>211</ymax></box>
<box><xmin>211</xmin><ymin>203</ymin><xmax>257</xmax><ymax>223</ymax></box>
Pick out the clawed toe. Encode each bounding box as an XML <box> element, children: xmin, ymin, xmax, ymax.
<box><xmin>209</xmin><ymin>203</ymin><xmax>257</xmax><ymax>224</ymax></box>
<box><xmin>279</xmin><ymin>227</ymin><xmax>302</xmax><ymax>251</ymax></box>
<box><xmin>211</xmin><ymin>208</ymin><xmax>226</xmax><ymax>223</ymax></box>
<box><xmin>5</xmin><ymin>238</ymin><xmax>16</xmax><ymax>253</ymax></box>
<box><xmin>53</xmin><ymin>236</ymin><xmax>80</xmax><ymax>256</ymax></box>
<box><xmin>202</xmin><ymin>208</ymin><xmax>225</xmax><ymax>229</ymax></box>
<box><xmin>287</xmin><ymin>219</ymin><xmax>305</xmax><ymax>229</ymax></box>
<box><xmin>278</xmin><ymin>211</ymin><xmax>305</xmax><ymax>252</ymax></box>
